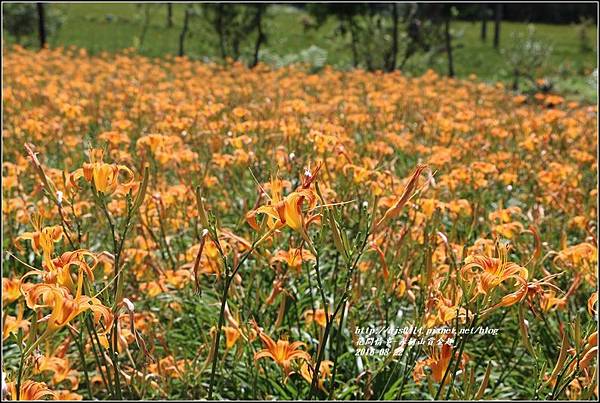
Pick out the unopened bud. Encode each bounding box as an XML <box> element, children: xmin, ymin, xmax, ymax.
<box><xmin>123</xmin><ymin>298</ymin><xmax>134</xmax><ymax>312</ymax></box>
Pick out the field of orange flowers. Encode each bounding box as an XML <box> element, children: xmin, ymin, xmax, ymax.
<box><xmin>1</xmin><ymin>45</ymin><xmax>598</xmax><ymax>401</ymax></box>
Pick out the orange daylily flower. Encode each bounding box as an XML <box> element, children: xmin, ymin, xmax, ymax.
<box><xmin>429</xmin><ymin>344</ymin><xmax>453</xmax><ymax>383</ymax></box>
<box><xmin>554</xmin><ymin>242</ymin><xmax>597</xmax><ymax>271</ymax></box>
<box><xmin>246</xmin><ymin>166</ymin><xmax>321</xmax><ymax>241</ymax></box>
<box><xmin>414</xmin><ymin>342</ymin><xmax>469</xmax><ymax>384</ymax></box>
<box><xmin>3</xmin><ymin>302</ymin><xmax>31</xmax><ymax>341</ymax></box>
<box><xmin>271</xmin><ymin>247</ymin><xmax>316</xmax><ymax>270</ymax></box>
<box><xmin>2</xmin><ymin>277</ymin><xmax>21</xmax><ymax>304</ymax></box>
<box><xmin>300</xmin><ymin>360</ymin><xmax>333</xmax><ymax>391</ymax></box>
<box><xmin>15</xmin><ymin>213</ymin><xmax>63</xmax><ymax>258</ymax></box>
<box><xmin>489</xmin><ymin>206</ymin><xmax>522</xmax><ymax>223</ymax></box>
<box><xmin>252</xmin><ymin>321</ymin><xmax>311</xmax><ymax>377</ymax></box>
<box><xmin>6</xmin><ymin>380</ymin><xmax>56</xmax><ymax>401</ymax></box>
<box><xmin>223</xmin><ymin>326</ymin><xmax>241</xmax><ymax>349</ymax></box>
<box><xmin>147</xmin><ymin>356</ymin><xmax>188</xmax><ymax>379</ymax></box>
<box><xmin>69</xmin><ymin>148</ymin><xmax>133</xmax><ymax>194</ymax></box>
<box><xmin>23</xmin><ymin>283</ymin><xmax>112</xmax><ymax>335</ymax></box>
<box><xmin>425</xmin><ymin>295</ymin><xmax>469</xmax><ymax>328</ymax></box>
<box><xmin>493</xmin><ymin>221</ymin><xmax>525</xmax><ymax>239</ymax></box>
<box><xmin>413</xmin><ymin>344</ymin><xmax>452</xmax><ymax>384</ymax></box>
<box><xmin>249</xmin><ymin>185</ymin><xmax>317</xmax><ymax>234</ymax></box>
<box><xmin>43</xmin><ymin>250</ymin><xmax>98</xmax><ymax>293</ymax></box>
<box><xmin>462</xmin><ymin>243</ymin><xmax>529</xmax><ymax>310</ymax></box>
<box><xmin>36</xmin><ymin>355</ymin><xmax>80</xmax><ymax>391</ymax></box>
<box><xmin>588</xmin><ymin>292</ymin><xmax>598</xmax><ymax>316</ymax></box>
<box><xmin>539</xmin><ymin>290</ymin><xmax>567</xmax><ymax>312</ymax></box>
<box><xmin>54</xmin><ymin>390</ymin><xmax>83</xmax><ymax>400</ymax></box>
<box><xmin>303</xmin><ymin>308</ymin><xmax>328</xmax><ymax>328</ymax></box>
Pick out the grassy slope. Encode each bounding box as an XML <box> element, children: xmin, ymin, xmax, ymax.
<box><xmin>5</xmin><ymin>3</ymin><xmax>598</xmax><ymax>101</ymax></box>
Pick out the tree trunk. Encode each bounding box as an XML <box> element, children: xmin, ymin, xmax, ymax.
<box><xmin>445</xmin><ymin>13</ymin><xmax>454</xmax><ymax>77</ymax></box>
<box><xmin>178</xmin><ymin>7</ymin><xmax>190</xmax><ymax>56</ymax></box>
<box><xmin>480</xmin><ymin>5</ymin><xmax>487</xmax><ymax>41</ymax></box>
<box><xmin>167</xmin><ymin>3</ymin><xmax>173</xmax><ymax>28</ymax></box>
<box><xmin>250</xmin><ymin>6</ymin><xmax>264</xmax><ymax>68</ymax></box>
<box><xmin>37</xmin><ymin>3</ymin><xmax>47</xmax><ymax>49</ymax></box>
<box><xmin>387</xmin><ymin>3</ymin><xmax>399</xmax><ymax>72</ymax></box>
<box><xmin>494</xmin><ymin>4</ymin><xmax>502</xmax><ymax>49</ymax></box>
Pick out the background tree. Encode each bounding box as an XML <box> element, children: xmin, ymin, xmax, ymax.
<box><xmin>201</xmin><ymin>3</ymin><xmax>268</xmax><ymax>67</ymax></box>
<box><xmin>250</xmin><ymin>5</ymin><xmax>266</xmax><ymax>68</ymax></box>
<box><xmin>417</xmin><ymin>3</ymin><xmax>455</xmax><ymax>77</ymax></box>
<box><xmin>577</xmin><ymin>16</ymin><xmax>594</xmax><ymax>53</ymax></box>
<box><xmin>305</xmin><ymin>3</ymin><xmax>366</xmax><ymax>68</ymax></box>
<box><xmin>494</xmin><ymin>3</ymin><xmax>502</xmax><ymax>49</ymax></box>
<box><xmin>3</xmin><ymin>3</ymin><xmax>63</xmax><ymax>48</ymax></box>
<box><xmin>398</xmin><ymin>3</ymin><xmax>423</xmax><ymax>69</ymax></box>
<box><xmin>179</xmin><ymin>6</ymin><xmax>191</xmax><ymax>56</ymax></box>
<box><xmin>36</xmin><ymin>3</ymin><xmax>47</xmax><ymax>48</ymax></box>
<box><xmin>444</xmin><ymin>5</ymin><xmax>455</xmax><ymax>77</ymax></box>
<box><xmin>306</xmin><ymin>3</ymin><xmax>444</xmax><ymax>72</ymax></box>
<box><xmin>3</xmin><ymin>3</ymin><xmax>39</xmax><ymax>44</ymax></box>
<box><xmin>480</xmin><ymin>4</ymin><xmax>488</xmax><ymax>41</ymax></box>
<box><xmin>502</xmin><ymin>26</ymin><xmax>553</xmax><ymax>90</ymax></box>
<box><xmin>167</xmin><ymin>3</ymin><xmax>173</xmax><ymax>28</ymax></box>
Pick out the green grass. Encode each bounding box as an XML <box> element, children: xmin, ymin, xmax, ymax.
<box><xmin>4</xmin><ymin>3</ymin><xmax>598</xmax><ymax>101</ymax></box>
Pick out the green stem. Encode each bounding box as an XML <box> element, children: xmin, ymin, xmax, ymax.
<box><xmin>207</xmin><ymin>238</ymin><xmax>259</xmax><ymax>399</ymax></box>
<box><xmin>207</xmin><ymin>275</ymin><xmax>232</xmax><ymax>400</ymax></box>
<box><xmin>328</xmin><ymin>296</ymin><xmax>347</xmax><ymax>399</ymax></box>
<box><xmin>70</xmin><ymin>326</ymin><xmax>94</xmax><ymax>400</ymax></box>
<box><xmin>309</xmin><ymin>229</ymin><xmax>370</xmax><ymax>399</ymax></box>
<box><xmin>86</xmin><ymin>318</ymin><xmax>114</xmax><ymax>397</ymax></box>
<box><xmin>110</xmin><ymin>318</ymin><xmax>123</xmax><ymax>399</ymax></box>
<box><xmin>16</xmin><ymin>344</ymin><xmax>25</xmax><ymax>401</ymax></box>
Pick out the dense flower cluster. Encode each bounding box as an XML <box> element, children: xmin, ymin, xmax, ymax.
<box><xmin>2</xmin><ymin>45</ymin><xmax>597</xmax><ymax>400</ymax></box>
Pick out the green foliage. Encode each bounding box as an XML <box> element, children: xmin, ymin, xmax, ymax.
<box><xmin>502</xmin><ymin>25</ymin><xmax>553</xmax><ymax>90</ymax></box>
<box><xmin>259</xmin><ymin>45</ymin><xmax>328</xmax><ymax>72</ymax></box>
<box><xmin>304</xmin><ymin>4</ymin><xmax>450</xmax><ymax>72</ymax></box>
<box><xmin>199</xmin><ymin>3</ymin><xmax>265</xmax><ymax>62</ymax></box>
<box><xmin>576</xmin><ymin>16</ymin><xmax>594</xmax><ymax>53</ymax></box>
<box><xmin>2</xmin><ymin>3</ymin><xmax>64</xmax><ymax>45</ymax></box>
<box><xmin>3</xmin><ymin>3</ymin><xmax>38</xmax><ymax>40</ymax></box>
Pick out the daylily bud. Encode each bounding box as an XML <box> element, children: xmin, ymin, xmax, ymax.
<box><xmin>195</xmin><ymin>186</ymin><xmax>210</xmax><ymax>229</ymax></box>
<box><xmin>547</xmin><ymin>332</ymin><xmax>569</xmax><ymax>385</ymax></box>
<box><xmin>123</xmin><ymin>298</ymin><xmax>134</xmax><ymax>312</ymax></box>
<box><xmin>373</xmin><ymin>164</ymin><xmax>427</xmax><ymax>233</ymax></box>
<box><xmin>475</xmin><ymin>362</ymin><xmax>492</xmax><ymax>399</ymax></box>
